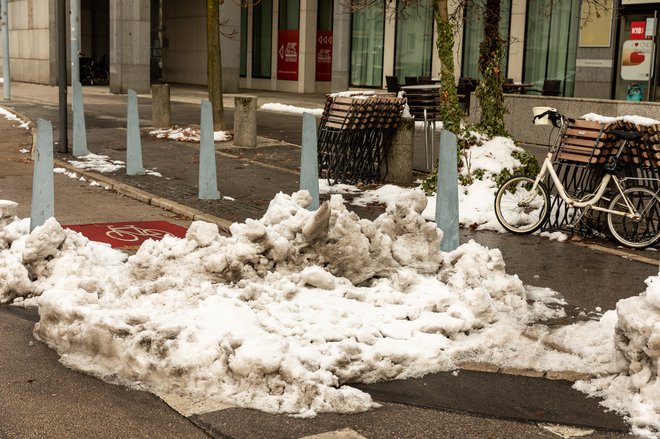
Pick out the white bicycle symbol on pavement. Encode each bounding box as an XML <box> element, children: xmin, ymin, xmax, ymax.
<box><xmin>105</xmin><ymin>225</ymin><xmax>174</xmax><ymax>242</ymax></box>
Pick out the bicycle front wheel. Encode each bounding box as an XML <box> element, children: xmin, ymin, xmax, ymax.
<box><xmin>607</xmin><ymin>186</ymin><xmax>660</xmax><ymax>248</ymax></box>
<box><xmin>494</xmin><ymin>176</ymin><xmax>550</xmax><ymax>234</ymax></box>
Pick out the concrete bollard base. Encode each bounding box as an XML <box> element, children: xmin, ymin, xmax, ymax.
<box><xmin>151</xmin><ymin>84</ymin><xmax>171</xmax><ymax>128</ymax></box>
<box><xmin>234</xmin><ymin>96</ymin><xmax>257</xmax><ymax>147</ymax></box>
<box><xmin>383</xmin><ymin>117</ymin><xmax>414</xmax><ymax>185</ymax></box>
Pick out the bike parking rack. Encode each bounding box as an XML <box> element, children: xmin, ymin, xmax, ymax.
<box><xmin>546</xmin><ymin>118</ymin><xmax>660</xmax><ymax>236</ymax></box>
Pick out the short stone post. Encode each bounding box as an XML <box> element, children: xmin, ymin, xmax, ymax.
<box><xmin>233</xmin><ymin>96</ymin><xmax>257</xmax><ymax>147</ymax></box>
<box><xmin>151</xmin><ymin>84</ymin><xmax>171</xmax><ymax>128</ymax></box>
<box><xmin>383</xmin><ymin>116</ymin><xmax>414</xmax><ymax>185</ymax></box>
<box><xmin>31</xmin><ymin>119</ymin><xmax>55</xmax><ymax>231</ymax></box>
<box><xmin>435</xmin><ymin>130</ymin><xmax>459</xmax><ymax>252</ymax></box>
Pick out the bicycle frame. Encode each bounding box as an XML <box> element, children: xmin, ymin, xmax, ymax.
<box><xmin>529</xmin><ymin>151</ymin><xmax>640</xmax><ymax>220</ymax></box>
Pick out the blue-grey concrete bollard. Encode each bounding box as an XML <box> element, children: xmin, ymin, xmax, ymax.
<box><xmin>126</xmin><ymin>89</ymin><xmax>145</xmax><ymax>175</ymax></box>
<box><xmin>435</xmin><ymin>130</ymin><xmax>459</xmax><ymax>252</ymax></box>
<box><xmin>30</xmin><ymin>119</ymin><xmax>55</xmax><ymax>231</ymax></box>
<box><xmin>198</xmin><ymin>99</ymin><xmax>221</xmax><ymax>200</ymax></box>
<box><xmin>300</xmin><ymin>112</ymin><xmax>319</xmax><ymax>210</ymax></box>
<box><xmin>72</xmin><ymin>81</ymin><xmax>90</xmax><ymax>156</ymax></box>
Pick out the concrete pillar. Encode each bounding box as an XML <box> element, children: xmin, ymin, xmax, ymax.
<box><xmin>109</xmin><ymin>0</ymin><xmax>151</xmax><ymax>94</ymax></box>
<box><xmin>233</xmin><ymin>96</ymin><xmax>257</xmax><ymax>147</ymax></box>
<box><xmin>298</xmin><ymin>0</ymin><xmax>317</xmax><ymax>93</ymax></box>
<box><xmin>330</xmin><ymin>0</ymin><xmax>350</xmax><ymax>93</ymax></box>
<box><xmin>383</xmin><ymin>117</ymin><xmax>414</xmax><ymax>185</ymax></box>
<box><xmin>151</xmin><ymin>84</ymin><xmax>171</xmax><ymax>128</ymax></box>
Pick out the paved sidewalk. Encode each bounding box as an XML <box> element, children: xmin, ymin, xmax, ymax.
<box><xmin>1</xmin><ymin>82</ymin><xmax>657</xmax><ymax>438</ymax></box>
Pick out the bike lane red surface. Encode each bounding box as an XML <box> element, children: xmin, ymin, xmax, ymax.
<box><xmin>63</xmin><ymin>221</ymin><xmax>188</xmax><ymax>250</ymax></box>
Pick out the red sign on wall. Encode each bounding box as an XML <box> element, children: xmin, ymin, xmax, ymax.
<box><xmin>631</xmin><ymin>21</ymin><xmax>646</xmax><ymax>40</ymax></box>
<box><xmin>315</xmin><ymin>31</ymin><xmax>333</xmax><ymax>82</ymax></box>
<box><xmin>277</xmin><ymin>30</ymin><xmax>299</xmax><ymax>81</ymax></box>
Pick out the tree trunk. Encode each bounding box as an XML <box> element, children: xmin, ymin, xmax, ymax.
<box><xmin>432</xmin><ymin>0</ymin><xmax>460</xmax><ymax>136</ymax></box>
<box><xmin>475</xmin><ymin>0</ymin><xmax>508</xmax><ymax>137</ymax></box>
<box><xmin>207</xmin><ymin>0</ymin><xmax>225</xmax><ymax>130</ymax></box>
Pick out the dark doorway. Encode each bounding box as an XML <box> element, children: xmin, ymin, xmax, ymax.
<box><xmin>80</xmin><ymin>0</ymin><xmax>109</xmax><ymax>72</ymax></box>
<box><xmin>151</xmin><ymin>0</ymin><xmax>163</xmax><ymax>82</ymax></box>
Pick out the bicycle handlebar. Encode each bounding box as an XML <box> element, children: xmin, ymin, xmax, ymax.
<box><xmin>532</xmin><ymin>110</ymin><xmax>575</xmax><ymax>128</ymax></box>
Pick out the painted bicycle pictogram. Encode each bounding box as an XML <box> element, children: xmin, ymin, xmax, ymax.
<box><xmin>105</xmin><ymin>225</ymin><xmax>175</xmax><ymax>242</ymax></box>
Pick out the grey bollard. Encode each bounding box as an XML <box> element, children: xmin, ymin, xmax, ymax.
<box><xmin>300</xmin><ymin>112</ymin><xmax>320</xmax><ymax>210</ymax></box>
<box><xmin>383</xmin><ymin>116</ymin><xmax>414</xmax><ymax>185</ymax></box>
<box><xmin>435</xmin><ymin>130</ymin><xmax>459</xmax><ymax>252</ymax></box>
<box><xmin>151</xmin><ymin>84</ymin><xmax>171</xmax><ymax>128</ymax></box>
<box><xmin>31</xmin><ymin>119</ymin><xmax>55</xmax><ymax>231</ymax></box>
<box><xmin>233</xmin><ymin>96</ymin><xmax>257</xmax><ymax>147</ymax></box>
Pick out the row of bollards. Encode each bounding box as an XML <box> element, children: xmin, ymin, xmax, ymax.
<box><xmin>32</xmin><ymin>91</ymin><xmax>457</xmax><ymax>252</ymax></box>
<box><xmin>31</xmin><ymin>88</ymin><xmax>225</xmax><ymax>229</ymax></box>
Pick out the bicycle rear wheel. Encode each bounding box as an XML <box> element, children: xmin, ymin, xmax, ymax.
<box><xmin>607</xmin><ymin>186</ymin><xmax>660</xmax><ymax>248</ymax></box>
<box><xmin>494</xmin><ymin>176</ymin><xmax>550</xmax><ymax>234</ymax></box>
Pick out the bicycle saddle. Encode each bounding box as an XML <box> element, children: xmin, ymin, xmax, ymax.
<box><xmin>607</xmin><ymin>130</ymin><xmax>643</xmax><ymax>141</ymax></box>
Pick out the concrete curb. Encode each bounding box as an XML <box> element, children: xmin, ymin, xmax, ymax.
<box><xmin>457</xmin><ymin>362</ymin><xmax>596</xmax><ymax>382</ymax></box>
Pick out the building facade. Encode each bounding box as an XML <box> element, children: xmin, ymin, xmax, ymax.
<box><xmin>0</xmin><ymin>0</ymin><xmax>658</xmax><ymax>102</ymax></box>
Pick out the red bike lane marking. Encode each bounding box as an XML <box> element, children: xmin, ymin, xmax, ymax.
<box><xmin>63</xmin><ymin>221</ymin><xmax>188</xmax><ymax>249</ymax></box>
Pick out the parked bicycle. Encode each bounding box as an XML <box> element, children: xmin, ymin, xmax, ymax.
<box><xmin>79</xmin><ymin>54</ymin><xmax>109</xmax><ymax>86</ymax></box>
<box><xmin>494</xmin><ymin>109</ymin><xmax>660</xmax><ymax>248</ymax></box>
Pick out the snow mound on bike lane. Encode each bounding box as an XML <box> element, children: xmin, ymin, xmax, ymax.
<box><xmin>574</xmin><ymin>275</ymin><xmax>660</xmax><ymax>438</ymax></box>
<box><xmin>0</xmin><ymin>192</ymin><xmax>639</xmax><ymax>423</ymax></box>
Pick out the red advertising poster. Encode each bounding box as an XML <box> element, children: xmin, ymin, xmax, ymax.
<box><xmin>631</xmin><ymin>21</ymin><xmax>646</xmax><ymax>40</ymax></box>
<box><xmin>315</xmin><ymin>31</ymin><xmax>333</xmax><ymax>82</ymax></box>
<box><xmin>277</xmin><ymin>30</ymin><xmax>299</xmax><ymax>81</ymax></box>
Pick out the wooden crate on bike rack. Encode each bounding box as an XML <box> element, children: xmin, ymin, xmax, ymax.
<box><xmin>555</xmin><ymin>119</ymin><xmax>610</xmax><ymax>165</ymax></box>
<box><xmin>545</xmin><ymin>118</ymin><xmax>610</xmax><ymax>233</ymax></box>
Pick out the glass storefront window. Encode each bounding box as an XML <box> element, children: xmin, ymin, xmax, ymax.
<box><xmin>316</xmin><ymin>0</ymin><xmax>333</xmax><ymax>82</ymax></box>
<box><xmin>252</xmin><ymin>0</ymin><xmax>272</xmax><ymax>78</ymax></box>
<box><xmin>523</xmin><ymin>0</ymin><xmax>579</xmax><ymax>96</ymax></box>
<box><xmin>279</xmin><ymin>0</ymin><xmax>300</xmax><ymax>30</ymax></box>
<box><xmin>614</xmin><ymin>12</ymin><xmax>659</xmax><ymax>101</ymax></box>
<box><xmin>394</xmin><ymin>0</ymin><xmax>433</xmax><ymax>81</ymax></box>
<box><xmin>350</xmin><ymin>3</ymin><xmax>385</xmax><ymax>87</ymax></box>
<box><xmin>461</xmin><ymin>0</ymin><xmax>511</xmax><ymax>79</ymax></box>
<box><xmin>277</xmin><ymin>0</ymin><xmax>300</xmax><ymax>81</ymax></box>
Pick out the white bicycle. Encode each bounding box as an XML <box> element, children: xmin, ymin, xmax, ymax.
<box><xmin>494</xmin><ymin>109</ymin><xmax>660</xmax><ymax>248</ymax></box>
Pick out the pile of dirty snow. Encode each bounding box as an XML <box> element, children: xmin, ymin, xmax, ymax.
<box><xmin>0</xmin><ymin>191</ymin><xmax>659</xmax><ymax>436</ymax></box>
